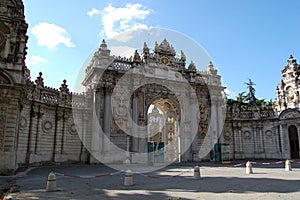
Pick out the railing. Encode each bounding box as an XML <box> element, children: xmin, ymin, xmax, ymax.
<box><xmin>226</xmin><ymin>107</ymin><xmax>275</xmax><ymax>120</ymax></box>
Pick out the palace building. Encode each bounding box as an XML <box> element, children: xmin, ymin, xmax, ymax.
<box><xmin>0</xmin><ymin>0</ymin><xmax>299</xmax><ymax>174</ymax></box>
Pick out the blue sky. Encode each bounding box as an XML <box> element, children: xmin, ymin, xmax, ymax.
<box><xmin>23</xmin><ymin>0</ymin><xmax>300</xmax><ymax>100</ymax></box>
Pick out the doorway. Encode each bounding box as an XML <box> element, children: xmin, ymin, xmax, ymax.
<box><xmin>288</xmin><ymin>125</ymin><xmax>300</xmax><ymax>159</ymax></box>
<box><xmin>147</xmin><ymin>98</ymin><xmax>180</xmax><ymax>163</ymax></box>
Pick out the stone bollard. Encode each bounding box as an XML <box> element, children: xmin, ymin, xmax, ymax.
<box><xmin>193</xmin><ymin>166</ymin><xmax>201</xmax><ymax>179</ymax></box>
<box><xmin>46</xmin><ymin>172</ymin><xmax>56</xmax><ymax>192</ymax></box>
<box><xmin>285</xmin><ymin>160</ymin><xmax>292</xmax><ymax>171</ymax></box>
<box><xmin>245</xmin><ymin>161</ymin><xmax>253</xmax><ymax>174</ymax></box>
<box><xmin>124</xmin><ymin>170</ymin><xmax>133</xmax><ymax>186</ymax></box>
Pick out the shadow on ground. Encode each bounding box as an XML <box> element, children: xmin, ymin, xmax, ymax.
<box><xmin>8</xmin><ymin>163</ymin><xmax>300</xmax><ymax>200</ymax></box>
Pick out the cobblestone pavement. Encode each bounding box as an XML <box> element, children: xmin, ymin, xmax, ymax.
<box><xmin>2</xmin><ymin>161</ymin><xmax>300</xmax><ymax>200</ymax></box>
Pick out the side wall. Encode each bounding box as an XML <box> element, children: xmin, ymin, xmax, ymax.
<box><xmin>16</xmin><ymin>102</ymin><xmax>87</xmax><ymax>167</ymax></box>
<box><xmin>0</xmin><ymin>85</ymin><xmax>22</xmax><ymax>174</ymax></box>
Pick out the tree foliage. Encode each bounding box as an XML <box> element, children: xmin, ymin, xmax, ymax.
<box><xmin>244</xmin><ymin>79</ymin><xmax>256</xmax><ymax>104</ymax></box>
<box><xmin>226</xmin><ymin>79</ymin><xmax>274</xmax><ymax>109</ymax></box>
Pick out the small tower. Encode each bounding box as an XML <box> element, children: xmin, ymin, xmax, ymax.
<box><xmin>275</xmin><ymin>54</ymin><xmax>300</xmax><ymax>115</ymax></box>
<box><xmin>141</xmin><ymin>42</ymin><xmax>149</xmax><ymax>61</ymax></box>
<box><xmin>98</xmin><ymin>39</ymin><xmax>110</xmax><ymax>56</ymax></box>
<box><xmin>0</xmin><ymin>0</ymin><xmax>28</xmax><ymax>175</ymax></box>
<box><xmin>0</xmin><ymin>0</ymin><xmax>28</xmax><ymax>84</ymax></box>
<box><xmin>207</xmin><ymin>61</ymin><xmax>218</xmax><ymax>75</ymax></box>
<box><xmin>188</xmin><ymin>61</ymin><xmax>197</xmax><ymax>82</ymax></box>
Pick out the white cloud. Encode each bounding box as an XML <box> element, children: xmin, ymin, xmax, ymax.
<box><xmin>87</xmin><ymin>8</ymin><xmax>100</xmax><ymax>17</ymax></box>
<box><xmin>90</xmin><ymin>4</ymin><xmax>151</xmax><ymax>42</ymax></box>
<box><xmin>26</xmin><ymin>55</ymin><xmax>47</xmax><ymax>67</ymax></box>
<box><xmin>31</xmin><ymin>22</ymin><xmax>75</xmax><ymax>49</ymax></box>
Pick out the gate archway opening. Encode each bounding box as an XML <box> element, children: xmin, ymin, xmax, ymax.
<box><xmin>288</xmin><ymin>125</ymin><xmax>300</xmax><ymax>159</ymax></box>
<box><xmin>147</xmin><ymin>98</ymin><xmax>180</xmax><ymax>164</ymax></box>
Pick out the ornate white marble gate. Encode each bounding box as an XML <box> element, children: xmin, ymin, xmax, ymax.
<box><xmin>79</xmin><ymin>39</ymin><xmax>225</xmax><ymax>164</ymax></box>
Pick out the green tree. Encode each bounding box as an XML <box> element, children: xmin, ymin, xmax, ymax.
<box><xmin>236</xmin><ymin>92</ymin><xmax>246</xmax><ymax>106</ymax></box>
<box><xmin>244</xmin><ymin>79</ymin><xmax>256</xmax><ymax>104</ymax></box>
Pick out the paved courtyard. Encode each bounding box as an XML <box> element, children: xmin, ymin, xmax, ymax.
<box><xmin>1</xmin><ymin>161</ymin><xmax>300</xmax><ymax>200</ymax></box>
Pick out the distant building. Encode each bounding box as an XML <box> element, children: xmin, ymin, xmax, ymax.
<box><xmin>0</xmin><ymin>0</ymin><xmax>299</xmax><ymax>174</ymax></box>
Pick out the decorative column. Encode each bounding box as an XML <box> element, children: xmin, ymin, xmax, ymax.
<box><xmin>138</xmin><ymin>91</ymin><xmax>147</xmax><ymax>154</ymax></box>
<box><xmin>238</xmin><ymin>124</ymin><xmax>243</xmax><ymax>155</ymax></box>
<box><xmin>279</xmin><ymin>124</ymin><xmax>287</xmax><ymax>158</ymax></box>
<box><xmin>131</xmin><ymin>94</ymin><xmax>139</xmax><ymax>152</ymax></box>
<box><xmin>91</xmin><ymin>89</ymin><xmax>100</xmax><ymax>153</ymax></box>
<box><xmin>254</xmin><ymin>124</ymin><xmax>264</xmax><ymax>158</ymax></box>
<box><xmin>210</xmin><ymin>99</ymin><xmax>217</xmax><ymax>157</ymax></box>
<box><xmin>83</xmin><ymin>90</ymin><xmax>93</xmax><ymax>153</ymax></box>
<box><xmin>253</xmin><ymin>124</ymin><xmax>258</xmax><ymax>154</ymax></box>
<box><xmin>189</xmin><ymin>96</ymin><xmax>198</xmax><ymax>161</ymax></box>
<box><xmin>273</xmin><ymin>127</ymin><xmax>280</xmax><ymax>155</ymax></box>
<box><xmin>103</xmin><ymin>87</ymin><xmax>112</xmax><ymax>152</ymax></box>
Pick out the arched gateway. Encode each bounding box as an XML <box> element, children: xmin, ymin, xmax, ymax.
<box><xmin>75</xmin><ymin>39</ymin><xmax>226</xmax><ymax>165</ymax></box>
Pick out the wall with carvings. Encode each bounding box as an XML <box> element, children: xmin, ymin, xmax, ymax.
<box><xmin>0</xmin><ymin>70</ymin><xmax>88</xmax><ymax>174</ymax></box>
<box><xmin>0</xmin><ymin>84</ymin><xmax>23</xmax><ymax>174</ymax></box>
<box><xmin>15</xmin><ymin>74</ymin><xmax>88</xmax><ymax>168</ymax></box>
<box><xmin>221</xmin><ymin>105</ymin><xmax>300</xmax><ymax>161</ymax></box>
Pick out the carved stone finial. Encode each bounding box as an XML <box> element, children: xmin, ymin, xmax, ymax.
<box><xmin>178</xmin><ymin>50</ymin><xmax>186</xmax><ymax>62</ymax></box>
<box><xmin>142</xmin><ymin>42</ymin><xmax>149</xmax><ymax>54</ymax></box>
<box><xmin>141</xmin><ymin>42</ymin><xmax>149</xmax><ymax>61</ymax></box>
<box><xmin>154</xmin><ymin>38</ymin><xmax>176</xmax><ymax>56</ymax></box>
<box><xmin>98</xmin><ymin>39</ymin><xmax>110</xmax><ymax>56</ymax></box>
<box><xmin>287</xmin><ymin>54</ymin><xmax>297</xmax><ymax>66</ymax></box>
<box><xmin>188</xmin><ymin>61</ymin><xmax>196</xmax><ymax>72</ymax></box>
<box><xmin>35</xmin><ymin>72</ymin><xmax>44</xmax><ymax>88</ymax></box>
<box><xmin>207</xmin><ymin>61</ymin><xmax>217</xmax><ymax>75</ymax></box>
<box><xmin>153</xmin><ymin>41</ymin><xmax>158</xmax><ymax>52</ymax></box>
<box><xmin>132</xmin><ymin>50</ymin><xmax>141</xmax><ymax>62</ymax></box>
<box><xmin>143</xmin><ymin>42</ymin><xmax>148</xmax><ymax>50</ymax></box>
<box><xmin>100</xmin><ymin>39</ymin><xmax>107</xmax><ymax>50</ymax></box>
<box><xmin>59</xmin><ymin>79</ymin><xmax>69</xmax><ymax>94</ymax></box>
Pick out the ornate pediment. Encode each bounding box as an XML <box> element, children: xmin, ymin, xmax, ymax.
<box><xmin>279</xmin><ymin>108</ymin><xmax>300</xmax><ymax>120</ymax></box>
<box><xmin>153</xmin><ymin>38</ymin><xmax>176</xmax><ymax>57</ymax></box>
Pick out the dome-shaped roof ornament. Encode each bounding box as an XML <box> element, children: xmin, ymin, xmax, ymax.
<box><xmin>100</xmin><ymin>39</ymin><xmax>107</xmax><ymax>50</ymax></box>
<box><xmin>98</xmin><ymin>39</ymin><xmax>110</xmax><ymax>56</ymax></box>
<box><xmin>287</xmin><ymin>54</ymin><xmax>297</xmax><ymax>66</ymax></box>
